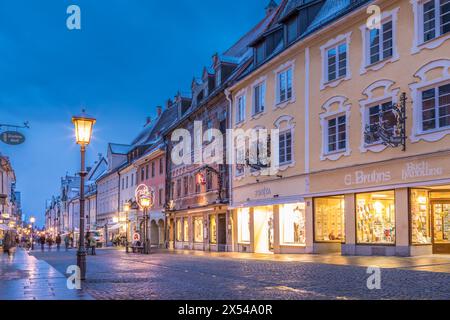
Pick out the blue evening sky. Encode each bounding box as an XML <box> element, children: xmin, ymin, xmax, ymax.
<box><xmin>0</xmin><ymin>0</ymin><xmax>267</xmax><ymax>226</ymax></box>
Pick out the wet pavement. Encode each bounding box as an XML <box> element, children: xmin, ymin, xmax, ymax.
<box><xmin>28</xmin><ymin>248</ymin><xmax>450</xmax><ymax>300</ymax></box>
<box><xmin>0</xmin><ymin>248</ymin><xmax>93</xmax><ymax>300</ymax></box>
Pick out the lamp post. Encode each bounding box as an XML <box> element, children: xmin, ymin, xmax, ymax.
<box><xmin>123</xmin><ymin>202</ymin><xmax>131</xmax><ymax>253</ymax></box>
<box><xmin>29</xmin><ymin>216</ymin><xmax>36</xmax><ymax>251</ymax></box>
<box><xmin>139</xmin><ymin>195</ymin><xmax>151</xmax><ymax>254</ymax></box>
<box><xmin>72</xmin><ymin>110</ymin><xmax>96</xmax><ymax>281</ymax></box>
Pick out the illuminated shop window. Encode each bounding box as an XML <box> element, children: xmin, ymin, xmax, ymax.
<box><xmin>430</xmin><ymin>191</ymin><xmax>450</xmax><ymax>245</ymax></box>
<box><xmin>210</xmin><ymin>215</ymin><xmax>217</xmax><ymax>244</ymax></box>
<box><xmin>314</xmin><ymin>196</ymin><xmax>345</xmax><ymax>242</ymax></box>
<box><xmin>194</xmin><ymin>217</ymin><xmax>204</xmax><ymax>243</ymax></box>
<box><xmin>280</xmin><ymin>203</ymin><xmax>306</xmax><ymax>245</ymax></box>
<box><xmin>410</xmin><ymin>189</ymin><xmax>432</xmax><ymax>244</ymax></box>
<box><xmin>356</xmin><ymin>190</ymin><xmax>396</xmax><ymax>244</ymax></box>
<box><xmin>176</xmin><ymin>219</ymin><xmax>182</xmax><ymax>242</ymax></box>
<box><xmin>183</xmin><ymin>219</ymin><xmax>189</xmax><ymax>242</ymax></box>
<box><xmin>238</xmin><ymin>208</ymin><xmax>250</xmax><ymax>243</ymax></box>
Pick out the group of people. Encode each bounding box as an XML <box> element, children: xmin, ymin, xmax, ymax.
<box><xmin>36</xmin><ymin>233</ymin><xmax>97</xmax><ymax>255</ymax></box>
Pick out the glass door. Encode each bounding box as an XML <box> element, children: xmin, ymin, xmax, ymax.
<box><xmin>432</xmin><ymin>202</ymin><xmax>450</xmax><ymax>254</ymax></box>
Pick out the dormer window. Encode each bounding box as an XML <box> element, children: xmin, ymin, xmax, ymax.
<box><xmin>255</xmin><ymin>42</ymin><xmax>265</xmax><ymax>65</ymax></box>
<box><xmin>286</xmin><ymin>16</ymin><xmax>298</xmax><ymax>44</ymax></box>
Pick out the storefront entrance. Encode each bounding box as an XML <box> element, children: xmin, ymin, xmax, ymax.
<box><xmin>217</xmin><ymin>214</ymin><xmax>227</xmax><ymax>252</ymax></box>
<box><xmin>432</xmin><ymin>201</ymin><xmax>450</xmax><ymax>254</ymax></box>
<box><xmin>253</xmin><ymin>206</ymin><xmax>274</xmax><ymax>254</ymax></box>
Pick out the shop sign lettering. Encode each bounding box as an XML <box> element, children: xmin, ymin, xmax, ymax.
<box><xmin>344</xmin><ymin>170</ymin><xmax>391</xmax><ymax>186</ymax></box>
<box><xmin>401</xmin><ymin>161</ymin><xmax>443</xmax><ymax>180</ymax></box>
<box><xmin>255</xmin><ymin>187</ymin><xmax>271</xmax><ymax>198</ymax></box>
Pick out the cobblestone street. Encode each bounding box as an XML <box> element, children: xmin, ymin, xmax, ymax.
<box><xmin>29</xmin><ymin>248</ymin><xmax>450</xmax><ymax>300</ymax></box>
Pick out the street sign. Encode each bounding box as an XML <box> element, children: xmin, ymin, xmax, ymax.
<box><xmin>0</xmin><ymin>131</ymin><xmax>26</xmax><ymax>145</ymax></box>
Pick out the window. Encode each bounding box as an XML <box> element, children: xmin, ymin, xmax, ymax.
<box><xmin>195</xmin><ymin>176</ymin><xmax>201</xmax><ymax>193</ymax></box>
<box><xmin>126</xmin><ymin>176</ymin><xmax>128</xmax><ymax>189</ymax></box>
<box><xmin>131</xmin><ymin>174</ymin><xmax>134</xmax><ymax>186</ymax></box>
<box><xmin>421</xmin><ymin>83</ymin><xmax>450</xmax><ymax>131</ymax></box>
<box><xmin>236</xmin><ymin>95</ymin><xmax>246</xmax><ymax>123</ymax></box>
<box><xmin>365</xmin><ymin>101</ymin><xmax>395</xmax><ymax>144</ymax></box>
<box><xmin>280</xmin><ymin>203</ymin><xmax>306</xmax><ymax>245</ymax></box>
<box><xmin>145</xmin><ymin>165</ymin><xmax>149</xmax><ymax>180</ymax></box>
<box><xmin>183</xmin><ymin>219</ymin><xmax>189</xmax><ymax>242</ymax></box>
<box><xmin>368</xmin><ymin>20</ymin><xmax>393</xmax><ymax>65</ymax></box>
<box><xmin>141</xmin><ymin>168</ymin><xmax>145</xmax><ymax>182</ymax></box>
<box><xmin>194</xmin><ymin>217</ymin><xmax>204</xmax><ymax>243</ymax></box>
<box><xmin>158</xmin><ymin>188</ymin><xmax>163</xmax><ymax>206</ymax></box>
<box><xmin>253</xmin><ymin>82</ymin><xmax>265</xmax><ymax>115</ymax></box>
<box><xmin>278</xmin><ymin>130</ymin><xmax>292</xmax><ymax>165</ymax></box>
<box><xmin>159</xmin><ymin>158</ymin><xmax>164</xmax><ymax>175</ymax></box>
<box><xmin>176</xmin><ymin>179</ymin><xmax>181</xmax><ymax>198</ymax></box>
<box><xmin>277</xmin><ymin>68</ymin><xmax>292</xmax><ymax>103</ymax></box>
<box><xmin>206</xmin><ymin>171</ymin><xmax>213</xmax><ymax>191</ymax></box>
<box><xmin>326</xmin><ymin>43</ymin><xmax>347</xmax><ymax>82</ymax></box>
<box><xmin>183</xmin><ymin>177</ymin><xmax>188</xmax><ymax>195</ymax></box>
<box><xmin>121</xmin><ymin>178</ymin><xmax>124</xmax><ymax>190</ymax></box>
<box><xmin>210</xmin><ymin>215</ymin><xmax>217</xmax><ymax>244</ymax></box>
<box><xmin>255</xmin><ymin>42</ymin><xmax>265</xmax><ymax>65</ymax></box>
<box><xmin>176</xmin><ymin>219</ymin><xmax>182</xmax><ymax>242</ymax></box>
<box><xmin>423</xmin><ymin>0</ymin><xmax>450</xmax><ymax>42</ymax></box>
<box><xmin>356</xmin><ymin>190</ymin><xmax>396</xmax><ymax>244</ymax></box>
<box><xmin>314</xmin><ymin>196</ymin><xmax>345</xmax><ymax>242</ymax></box>
<box><xmin>170</xmin><ymin>182</ymin><xmax>175</xmax><ymax>199</ymax></box>
<box><xmin>238</xmin><ymin>208</ymin><xmax>250</xmax><ymax>243</ymax></box>
<box><xmin>327</xmin><ymin>115</ymin><xmax>347</xmax><ymax>153</ymax></box>
<box><xmin>151</xmin><ymin>162</ymin><xmax>155</xmax><ymax>178</ymax></box>
<box><xmin>216</xmin><ymin>68</ymin><xmax>222</xmax><ymax>87</ymax></box>
<box><xmin>410</xmin><ymin>189</ymin><xmax>431</xmax><ymax>244</ymax></box>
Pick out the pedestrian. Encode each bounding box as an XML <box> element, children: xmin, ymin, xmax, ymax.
<box><xmin>3</xmin><ymin>231</ymin><xmax>16</xmax><ymax>256</ymax></box>
<box><xmin>40</xmin><ymin>234</ymin><xmax>46</xmax><ymax>251</ymax></box>
<box><xmin>70</xmin><ymin>235</ymin><xmax>74</xmax><ymax>248</ymax></box>
<box><xmin>64</xmin><ymin>235</ymin><xmax>70</xmax><ymax>251</ymax></box>
<box><xmin>89</xmin><ymin>233</ymin><xmax>97</xmax><ymax>256</ymax></box>
<box><xmin>56</xmin><ymin>234</ymin><xmax>62</xmax><ymax>251</ymax></box>
<box><xmin>47</xmin><ymin>236</ymin><xmax>54</xmax><ymax>251</ymax></box>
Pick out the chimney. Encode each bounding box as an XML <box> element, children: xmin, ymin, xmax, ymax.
<box><xmin>144</xmin><ymin>116</ymin><xmax>152</xmax><ymax>127</ymax></box>
<box><xmin>265</xmin><ymin>0</ymin><xmax>278</xmax><ymax>15</ymax></box>
<box><xmin>157</xmin><ymin>106</ymin><xmax>163</xmax><ymax>117</ymax></box>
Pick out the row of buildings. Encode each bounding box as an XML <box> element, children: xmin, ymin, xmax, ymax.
<box><xmin>47</xmin><ymin>0</ymin><xmax>450</xmax><ymax>256</ymax></box>
<box><xmin>0</xmin><ymin>153</ymin><xmax>23</xmax><ymax>240</ymax></box>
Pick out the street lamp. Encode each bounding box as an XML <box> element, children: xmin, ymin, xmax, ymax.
<box><xmin>139</xmin><ymin>194</ymin><xmax>151</xmax><ymax>254</ymax></box>
<box><xmin>123</xmin><ymin>201</ymin><xmax>131</xmax><ymax>253</ymax></box>
<box><xmin>72</xmin><ymin>110</ymin><xmax>96</xmax><ymax>281</ymax></box>
<box><xmin>29</xmin><ymin>216</ymin><xmax>36</xmax><ymax>251</ymax></box>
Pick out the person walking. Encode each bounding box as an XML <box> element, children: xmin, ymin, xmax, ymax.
<box><xmin>55</xmin><ymin>234</ymin><xmax>62</xmax><ymax>251</ymax></box>
<box><xmin>40</xmin><ymin>234</ymin><xmax>46</xmax><ymax>251</ymax></box>
<box><xmin>3</xmin><ymin>231</ymin><xmax>16</xmax><ymax>256</ymax></box>
<box><xmin>47</xmin><ymin>236</ymin><xmax>54</xmax><ymax>251</ymax></box>
<box><xmin>89</xmin><ymin>233</ymin><xmax>97</xmax><ymax>256</ymax></box>
<box><xmin>64</xmin><ymin>235</ymin><xmax>70</xmax><ymax>251</ymax></box>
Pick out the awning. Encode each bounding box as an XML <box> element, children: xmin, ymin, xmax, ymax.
<box><xmin>0</xmin><ymin>224</ymin><xmax>10</xmax><ymax>231</ymax></box>
<box><xmin>107</xmin><ymin>224</ymin><xmax>121</xmax><ymax>231</ymax></box>
<box><xmin>228</xmin><ymin>195</ymin><xmax>305</xmax><ymax>210</ymax></box>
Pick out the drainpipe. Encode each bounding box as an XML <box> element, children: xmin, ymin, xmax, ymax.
<box><xmin>225</xmin><ymin>88</ymin><xmax>233</xmax><ymax>252</ymax></box>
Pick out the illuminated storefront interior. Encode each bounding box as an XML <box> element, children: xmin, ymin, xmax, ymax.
<box><xmin>210</xmin><ymin>215</ymin><xmax>217</xmax><ymax>244</ymax></box>
<box><xmin>314</xmin><ymin>196</ymin><xmax>345</xmax><ymax>243</ymax></box>
<box><xmin>280</xmin><ymin>203</ymin><xmax>306</xmax><ymax>245</ymax></box>
<box><xmin>356</xmin><ymin>190</ymin><xmax>396</xmax><ymax>245</ymax></box>
<box><xmin>253</xmin><ymin>206</ymin><xmax>273</xmax><ymax>253</ymax></box>
<box><xmin>237</xmin><ymin>208</ymin><xmax>250</xmax><ymax>244</ymax></box>
<box><xmin>193</xmin><ymin>217</ymin><xmax>203</xmax><ymax>243</ymax></box>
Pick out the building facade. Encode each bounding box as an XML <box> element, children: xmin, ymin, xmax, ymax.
<box><xmin>228</xmin><ymin>0</ymin><xmax>450</xmax><ymax>256</ymax></box>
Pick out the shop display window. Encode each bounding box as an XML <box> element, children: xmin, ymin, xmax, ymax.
<box><xmin>280</xmin><ymin>203</ymin><xmax>306</xmax><ymax>245</ymax></box>
<box><xmin>238</xmin><ymin>208</ymin><xmax>250</xmax><ymax>243</ymax></box>
<box><xmin>410</xmin><ymin>189</ymin><xmax>431</xmax><ymax>244</ymax></box>
<box><xmin>194</xmin><ymin>217</ymin><xmax>203</xmax><ymax>243</ymax></box>
<box><xmin>183</xmin><ymin>218</ymin><xmax>189</xmax><ymax>242</ymax></box>
<box><xmin>176</xmin><ymin>219</ymin><xmax>182</xmax><ymax>242</ymax></box>
<box><xmin>210</xmin><ymin>215</ymin><xmax>217</xmax><ymax>244</ymax></box>
<box><xmin>356</xmin><ymin>190</ymin><xmax>396</xmax><ymax>244</ymax></box>
<box><xmin>314</xmin><ymin>196</ymin><xmax>345</xmax><ymax>242</ymax></box>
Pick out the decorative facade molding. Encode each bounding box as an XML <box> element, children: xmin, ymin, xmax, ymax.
<box><xmin>411</xmin><ymin>0</ymin><xmax>450</xmax><ymax>54</ymax></box>
<box><xmin>319</xmin><ymin>96</ymin><xmax>352</xmax><ymax>161</ymax></box>
<box><xmin>320</xmin><ymin>31</ymin><xmax>352</xmax><ymax>90</ymax></box>
<box><xmin>274</xmin><ymin>115</ymin><xmax>296</xmax><ymax>171</ymax></box>
<box><xmin>360</xmin><ymin>7</ymin><xmax>400</xmax><ymax>75</ymax></box>
<box><xmin>250</xmin><ymin>75</ymin><xmax>267</xmax><ymax>120</ymax></box>
<box><xmin>409</xmin><ymin>59</ymin><xmax>450</xmax><ymax>142</ymax></box>
<box><xmin>234</xmin><ymin>88</ymin><xmax>247</xmax><ymax>128</ymax></box>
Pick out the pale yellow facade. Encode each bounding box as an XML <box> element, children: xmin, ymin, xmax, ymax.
<box><xmin>228</xmin><ymin>0</ymin><xmax>450</xmax><ymax>256</ymax></box>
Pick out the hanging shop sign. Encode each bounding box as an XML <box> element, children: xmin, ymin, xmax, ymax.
<box><xmin>133</xmin><ymin>232</ymin><xmax>141</xmax><ymax>242</ymax></box>
<box><xmin>0</xmin><ymin>131</ymin><xmax>26</xmax><ymax>145</ymax></box>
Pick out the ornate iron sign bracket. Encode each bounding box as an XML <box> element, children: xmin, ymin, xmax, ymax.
<box><xmin>364</xmin><ymin>92</ymin><xmax>408</xmax><ymax>151</ymax></box>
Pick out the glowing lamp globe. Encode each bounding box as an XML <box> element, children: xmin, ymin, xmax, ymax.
<box><xmin>72</xmin><ymin>110</ymin><xmax>96</xmax><ymax>146</ymax></box>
